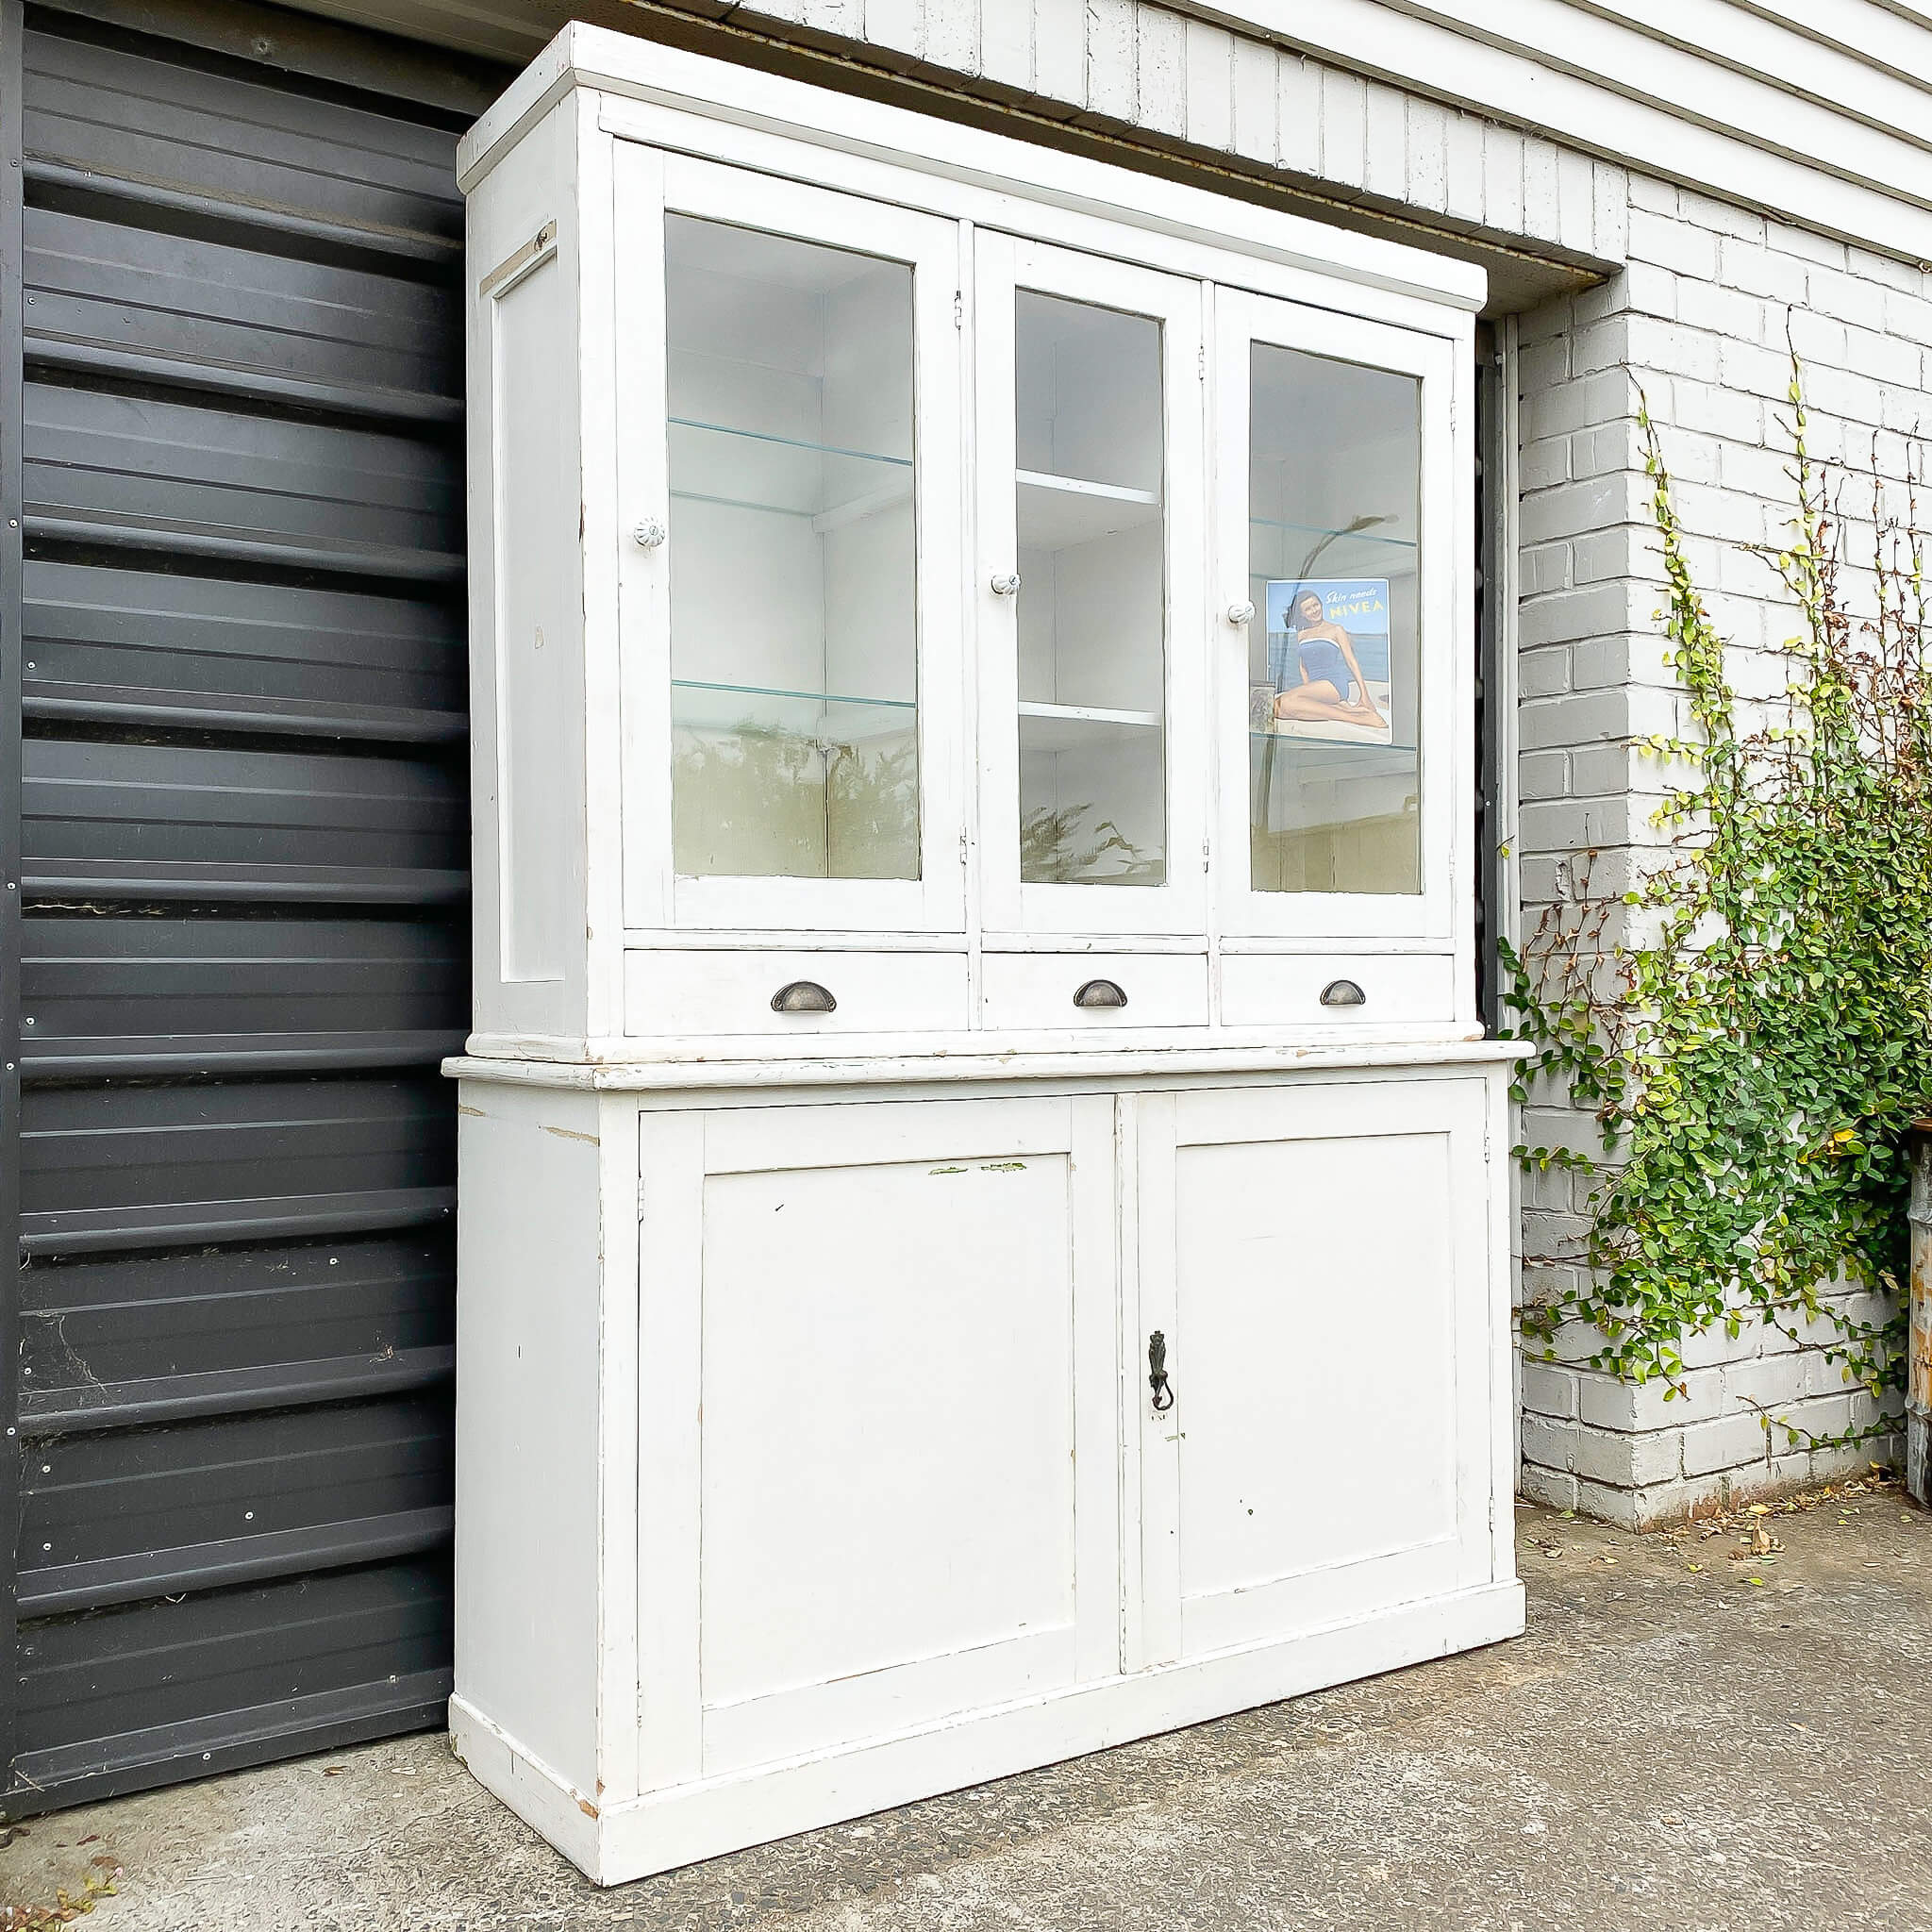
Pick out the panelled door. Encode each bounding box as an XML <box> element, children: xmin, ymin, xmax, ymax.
<box><xmin>635</xmin><ymin>1094</ymin><xmax>1118</xmax><ymax>1785</ymax></box>
<box><xmin>2</xmin><ymin>0</ymin><xmax>503</xmax><ymax>1810</ymax></box>
<box><xmin>1129</xmin><ymin>1079</ymin><xmax>1494</xmax><ymax>1665</ymax></box>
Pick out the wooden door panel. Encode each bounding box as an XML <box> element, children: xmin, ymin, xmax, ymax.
<box><xmin>1135</xmin><ymin>1078</ymin><xmax>1491</xmax><ymax>1660</ymax></box>
<box><xmin>645</xmin><ymin>1094</ymin><xmax>1119</xmax><ymax>1775</ymax></box>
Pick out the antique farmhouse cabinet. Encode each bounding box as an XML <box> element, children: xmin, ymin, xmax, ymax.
<box><xmin>449</xmin><ymin>24</ymin><xmax>1524</xmax><ymax>1883</ymax></box>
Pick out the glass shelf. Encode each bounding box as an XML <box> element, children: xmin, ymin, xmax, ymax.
<box><xmin>1247</xmin><ymin>515</ymin><xmax>1415</xmax><ymax>550</ymax></box>
<box><xmin>673</xmin><ymin>678</ymin><xmax>914</xmax><ymax>741</ymax></box>
<box><xmin>669</xmin><ymin>418</ymin><xmax>912</xmax><ymax>531</ymax></box>
<box><xmin>670</xmin><ymin>417</ymin><xmax>910</xmax><ymax>470</ymax></box>
<box><xmin>675</xmin><ymin>678</ymin><xmax>914</xmax><ymax>709</ymax></box>
<box><xmin>672</xmin><ymin>683</ymin><xmax>920</xmax><ymax>879</ymax></box>
<box><xmin>1250</xmin><ymin>731</ymin><xmax>1420</xmax><ymax>753</ymax></box>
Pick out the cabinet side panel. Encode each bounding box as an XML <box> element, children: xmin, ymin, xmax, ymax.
<box><xmin>454</xmin><ymin>1083</ymin><xmax>603</xmax><ymax>1798</ymax></box>
<box><xmin>491</xmin><ymin>254</ymin><xmax>575</xmax><ymax>984</ymax></box>
<box><xmin>466</xmin><ymin>101</ymin><xmax>586</xmax><ymax>1043</ymax></box>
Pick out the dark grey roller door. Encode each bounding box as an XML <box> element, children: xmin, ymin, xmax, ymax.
<box><xmin>1</xmin><ymin>0</ymin><xmax>505</xmax><ymax>1809</ymax></box>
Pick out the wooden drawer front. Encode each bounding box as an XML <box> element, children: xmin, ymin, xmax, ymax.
<box><xmin>1219</xmin><ymin>953</ymin><xmax>1457</xmax><ymax>1028</ymax></box>
<box><xmin>624</xmin><ymin>950</ymin><xmax>970</xmax><ymax>1037</ymax></box>
<box><xmin>981</xmin><ymin>952</ymin><xmax>1209</xmax><ymax>1031</ymax></box>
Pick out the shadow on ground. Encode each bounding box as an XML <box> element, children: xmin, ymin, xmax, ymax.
<box><xmin>3</xmin><ymin>1484</ymin><xmax>1927</xmax><ymax>1931</ymax></box>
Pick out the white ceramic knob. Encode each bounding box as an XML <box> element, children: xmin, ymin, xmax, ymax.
<box><xmin>633</xmin><ymin>519</ymin><xmax>668</xmax><ymax>549</ymax></box>
<box><xmin>990</xmin><ymin>572</ymin><xmax>1023</xmax><ymax>596</ymax></box>
<box><xmin>1226</xmin><ymin>600</ymin><xmax>1257</xmax><ymax>625</ymax></box>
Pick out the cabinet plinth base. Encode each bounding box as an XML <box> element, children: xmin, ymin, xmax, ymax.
<box><xmin>451</xmin><ymin>1580</ymin><xmax>1525</xmax><ymax>1888</ymax></box>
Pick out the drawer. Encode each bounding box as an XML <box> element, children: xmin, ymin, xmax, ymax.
<box><xmin>1219</xmin><ymin>952</ymin><xmax>1457</xmax><ymax>1028</ymax></box>
<box><xmin>625</xmin><ymin>950</ymin><xmax>970</xmax><ymax>1037</ymax></box>
<box><xmin>981</xmin><ymin>952</ymin><xmax>1209</xmax><ymax>1030</ymax></box>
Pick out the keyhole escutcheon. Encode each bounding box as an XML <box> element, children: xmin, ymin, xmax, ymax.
<box><xmin>1148</xmin><ymin>1329</ymin><xmax>1174</xmax><ymax>1412</ymax></box>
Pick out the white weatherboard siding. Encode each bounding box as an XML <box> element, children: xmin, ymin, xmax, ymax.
<box><xmin>291</xmin><ymin>0</ymin><xmax>1932</xmax><ymax>266</ymax></box>
<box><xmin>1196</xmin><ymin>0</ymin><xmax>1932</xmax><ymax>260</ymax></box>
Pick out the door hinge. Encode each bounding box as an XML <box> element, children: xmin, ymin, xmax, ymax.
<box><xmin>637</xmin><ymin>1174</ymin><xmax>647</xmax><ymax>1222</ymax></box>
<box><xmin>959</xmin><ymin>828</ymin><xmax>970</xmax><ymax>867</ymax></box>
<box><xmin>1197</xmin><ymin>342</ymin><xmax>1207</xmax><ymax>382</ymax></box>
<box><xmin>954</xmin><ymin>291</ymin><xmax>963</xmax><ymax>329</ymax></box>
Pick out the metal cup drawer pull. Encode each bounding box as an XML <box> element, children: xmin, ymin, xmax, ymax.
<box><xmin>1320</xmin><ymin>978</ymin><xmax>1367</xmax><ymax>1008</ymax></box>
<box><xmin>1073</xmin><ymin>978</ymin><xmax>1128</xmax><ymax>1010</ymax></box>
<box><xmin>771</xmin><ymin>980</ymin><xmax>837</xmax><ymax>1014</ymax></box>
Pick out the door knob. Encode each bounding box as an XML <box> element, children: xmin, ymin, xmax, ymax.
<box><xmin>1226</xmin><ymin>600</ymin><xmax>1256</xmax><ymax>625</ymax></box>
<box><xmin>633</xmin><ymin>518</ymin><xmax>667</xmax><ymax>549</ymax></box>
<box><xmin>990</xmin><ymin>572</ymin><xmax>1022</xmax><ymax>596</ymax></box>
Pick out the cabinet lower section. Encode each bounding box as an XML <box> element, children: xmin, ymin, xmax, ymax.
<box><xmin>450</xmin><ymin>1046</ymin><xmax>1522</xmax><ymax>1884</ymax></box>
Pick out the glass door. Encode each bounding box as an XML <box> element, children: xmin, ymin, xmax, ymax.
<box><xmin>1212</xmin><ymin>289</ymin><xmax>1460</xmax><ymax>941</ymax></box>
<box><xmin>975</xmin><ymin>238</ymin><xmax>1206</xmax><ymax>937</ymax></box>
<box><xmin>615</xmin><ymin>149</ymin><xmax>966</xmax><ymax>934</ymax></box>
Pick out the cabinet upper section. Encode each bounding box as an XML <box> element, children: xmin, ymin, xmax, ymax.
<box><xmin>461</xmin><ymin>26</ymin><xmax>1483</xmax><ymax>1058</ymax></box>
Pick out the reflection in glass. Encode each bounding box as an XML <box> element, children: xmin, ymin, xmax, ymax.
<box><xmin>1014</xmin><ymin>292</ymin><xmax>1167</xmax><ymax>886</ymax></box>
<box><xmin>665</xmin><ymin>215</ymin><xmax>919</xmax><ymax>880</ymax></box>
<box><xmin>1247</xmin><ymin>345</ymin><xmax>1422</xmax><ymax>896</ymax></box>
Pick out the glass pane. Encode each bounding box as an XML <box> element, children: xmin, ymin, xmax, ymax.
<box><xmin>1013</xmin><ymin>292</ymin><xmax>1166</xmax><ymax>887</ymax></box>
<box><xmin>1246</xmin><ymin>345</ymin><xmax>1421</xmax><ymax>896</ymax></box>
<box><xmin>665</xmin><ymin>215</ymin><xmax>919</xmax><ymax>880</ymax></box>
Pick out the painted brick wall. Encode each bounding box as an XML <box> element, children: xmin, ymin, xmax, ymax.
<box><xmin>719</xmin><ymin>0</ymin><xmax>1930</xmax><ymax>1524</ymax></box>
<box><xmin>1509</xmin><ymin>183</ymin><xmax>1929</xmax><ymax>1525</ymax></box>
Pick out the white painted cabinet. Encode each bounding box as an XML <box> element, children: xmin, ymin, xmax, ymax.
<box><xmin>450</xmin><ymin>25</ymin><xmax>1521</xmax><ymax>1886</ymax></box>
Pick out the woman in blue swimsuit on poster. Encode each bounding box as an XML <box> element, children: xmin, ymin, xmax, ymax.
<box><xmin>1273</xmin><ymin>587</ymin><xmax>1387</xmax><ymax>732</ymax></box>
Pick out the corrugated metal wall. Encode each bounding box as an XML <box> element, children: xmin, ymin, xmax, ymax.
<box><xmin>2</xmin><ymin>0</ymin><xmax>502</xmax><ymax>1808</ymax></box>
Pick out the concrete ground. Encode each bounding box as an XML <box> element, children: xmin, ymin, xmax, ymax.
<box><xmin>4</xmin><ymin>1478</ymin><xmax>1929</xmax><ymax>1932</ymax></box>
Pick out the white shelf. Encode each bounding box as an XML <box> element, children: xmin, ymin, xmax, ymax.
<box><xmin>811</xmin><ymin>475</ymin><xmax>913</xmax><ymax>534</ymax></box>
<box><xmin>1019</xmin><ymin>700</ymin><xmax>1162</xmax><ymax>753</ymax></box>
<box><xmin>1017</xmin><ymin>470</ymin><xmax>1162</xmax><ymax>549</ymax></box>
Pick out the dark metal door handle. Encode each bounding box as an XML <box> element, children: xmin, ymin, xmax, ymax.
<box><xmin>1320</xmin><ymin>978</ymin><xmax>1366</xmax><ymax>1008</ymax></box>
<box><xmin>1074</xmin><ymin>978</ymin><xmax>1127</xmax><ymax>1009</ymax></box>
<box><xmin>771</xmin><ymin>980</ymin><xmax>837</xmax><ymax>1013</ymax></box>
<box><xmin>1148</xmin><ymin>1329</ymin><xmax>1174</xmax><ymax>1411</ymax></box>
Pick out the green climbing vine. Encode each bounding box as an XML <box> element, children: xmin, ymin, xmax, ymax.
<box><xmin>1501</xmin><ymin>364</ymin><xmax>1931</xmax><ymax>1441</ymax></box>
